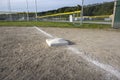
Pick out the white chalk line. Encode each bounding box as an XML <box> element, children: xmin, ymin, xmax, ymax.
<box><xmin>34</xmin><ymin>26</ymin><xmax>120</xmax><ymax>79</ymax></box>
<box><xmin>34</xmin><ymin>26</ymin><xmax>54</xmax><ymax>38</ymax></box>
<box><xmin>67</xmin><ymin>46</ymin><xmax>120</xmax><ymax>79</ymax></box>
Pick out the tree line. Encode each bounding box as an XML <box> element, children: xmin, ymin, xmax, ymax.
<box><xmin>38</xmin><ymin>1</ymin><xmax>114</xmax><ymax>16</ymax></box>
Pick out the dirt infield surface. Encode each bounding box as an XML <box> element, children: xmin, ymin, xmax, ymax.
<box><xmin>0</xmin><ymin>27</ymin><xmax>120</xmax><ymax>80</ymax></box>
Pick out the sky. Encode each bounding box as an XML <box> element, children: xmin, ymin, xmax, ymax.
<box><xmin>0</xmin><ymin>0</ymin><xmax>113</xmax><ymax>12</ymax></box>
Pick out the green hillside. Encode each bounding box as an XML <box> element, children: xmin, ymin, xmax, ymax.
<box><xmin>38</xmin><ymin>1</ymin><xmax>114</xmax><ymax>16</ymax></box>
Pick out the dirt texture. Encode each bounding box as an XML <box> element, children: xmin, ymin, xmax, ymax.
<box><xmin>0</xmin><ymin>27</ymin><xmax>120</xmax><ymax>80</ymax></box>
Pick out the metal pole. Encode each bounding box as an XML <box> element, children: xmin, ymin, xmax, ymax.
<box><xmin>80</xmin><ymin>0</ymin><xmax>84</xmax><ymax>25</ymax></box>
<box><xmin>112</xmin><ymin>0</ymin><xmax>117</xmax><ymax>27</ymax></box>
<box><xmin>35</xmin><ymin>0</ymin><xmax>38</xmax><ymax>21</ymax></box>
<box><xmin>8</xmin><ymin>0</ymin><xmax>12</xmax><ymax>21</ymax></box>
<box><xmin>26</xmin><ymin>0</ymin><xmax>29</xmax><ymax>21</ymax></box>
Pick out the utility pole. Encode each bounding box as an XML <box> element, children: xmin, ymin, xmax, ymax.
<box><xmin>8</xmin><ymin>0</ymin><xmax>12</xmax><ymax>21</ymax></box>
<box><xmin>26</xmin><ymin>0</ymin><xmax>29</xmax><ymax>21</ymax></box>
<box><xmin>35</xmin><ymin>0</ymin><xmax>38</xmax><ymax>21</ymax></box>
<box><xmin>80</xmin><ymin>0</ymin><xmax>84</xmax><ymax>25</ymax></box>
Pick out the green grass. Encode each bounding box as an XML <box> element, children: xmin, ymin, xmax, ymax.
<box><xmin>0</xmin><ymin>21</ymin><xmax>111</xmax><ymax>29</ymax></box>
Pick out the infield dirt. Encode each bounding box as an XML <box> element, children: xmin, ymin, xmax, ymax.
<box><xmin>0</xmin><ymin>27</ymin><xmax>120</xmax><ymax>80</ymax></box>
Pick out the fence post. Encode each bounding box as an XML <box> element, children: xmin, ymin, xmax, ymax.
<box><xmin>112</xmin><ymin>0</ymin><xmax>120</xmax><ymax>28</ymax></box>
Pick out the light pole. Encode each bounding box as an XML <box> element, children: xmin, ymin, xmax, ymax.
<box><xmin>80</xmin><ymin>0</ymin><xmax>84</xmax><ymax>25</ymax></box>
<box><xmin>8</xmin><ymin>0</ymin><xmax>12</xmax><ymax>21</ymax></box>
<box><xmin>35</xmin><ymin>0</ymin><xmax>38</xmax><ymax>21</ymax></box>
<box><xmin>26</xmin><ymin>0</ymin><xmax>29</xmax><ymax>21</ymax></box>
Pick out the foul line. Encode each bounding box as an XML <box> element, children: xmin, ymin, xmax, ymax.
<box><xmin>34</xmin><ymin>26</ymin><xmax>54</xmax><ymax>38</ymax></box>
<box><xmin>34</xmin><ymin>26</ymin><xmax>120</xmax><ymax>79</ymax></box>
<box><xmin>67</xmin><ymin>46</ymin><xmax>120</xmax><ymax>79</ymax></box>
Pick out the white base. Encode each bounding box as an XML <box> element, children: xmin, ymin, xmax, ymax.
<box><xmin>46</xmin><ymin>38</ymin><xmax>69</xmax><ymax>47</ymax></box>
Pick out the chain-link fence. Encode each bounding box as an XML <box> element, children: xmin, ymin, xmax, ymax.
<box><xmin>0</xmin><ymin>12</ymin><xmax>37</xmax><ymax>21</ymax></box>
<box><xmin>0</xmin><ymin>0</ymin><xmax>114</xmax><ymax>25</ymax></box>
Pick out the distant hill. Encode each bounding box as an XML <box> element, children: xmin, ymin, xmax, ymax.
<box><xmin>38</xmin><ymin>1</ymin><xmax>114</xmax><ymax>16</ymax></box>
<box><xmin>83</xmin><ymin>1</ymin><xmax>114</xmax><ymax>16</ymax></box>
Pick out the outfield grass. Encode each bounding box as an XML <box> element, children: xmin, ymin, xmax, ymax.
<box><xmin>0</xmin><ymin>21</ymin><xmax>111</xmax><ymax>29</ymax></box>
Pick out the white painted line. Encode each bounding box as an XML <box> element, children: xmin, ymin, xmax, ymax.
<box><xmin>34</xmin><ymin>26</ymin><xmax>120</xmax><ymax>79</ymax></box>
<box><xmin>67</xmin><ymin>46</ymin><xmax>120</xmax><ymax>79</ymax></box>
<box><xmin>34</xmin><ymin>26</ymin><xmax>54</xmax><ymax>38</ymax></box>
